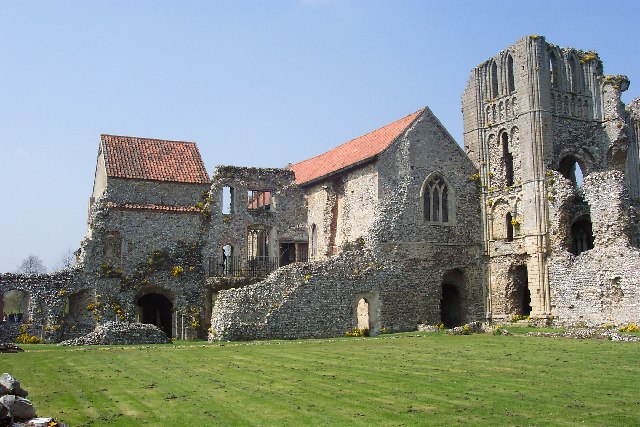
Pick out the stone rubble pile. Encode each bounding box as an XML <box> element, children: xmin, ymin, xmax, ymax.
<box><xmin>0</xmin><ymin>373</ymin><xmax>66</xmax><ymax>427</ymax></box>
<box><xmin>526</xmin><ymin>329</ymin><xmax>640</xmax><ymax>342</ymax></box>
<box><xmin>58</xmin><ymin>321</ymin><xmax>171</xmax><ymax>346</ymax></box>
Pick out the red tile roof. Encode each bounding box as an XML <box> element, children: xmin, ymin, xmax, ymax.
<box><xmin>289</xmin><ymin>109</ymin><xmax>424</xmax><ymax>185</ymax></box>
<box><xmin>101</xmin><ymin>134</ymin><xmax>210</xmax><ymax>184</ymax></box>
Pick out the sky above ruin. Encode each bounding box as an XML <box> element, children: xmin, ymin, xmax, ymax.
<box><xmin>0</xmin><ymin>0</ymin><xmax>639</xmax><ymax>273</ymax></box>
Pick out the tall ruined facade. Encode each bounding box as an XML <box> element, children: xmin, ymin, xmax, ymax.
<box><xmin>1</xmin><ymin>35</ymin><xmax>639</xmax><ymax>343</ymax></box>
<box><xmin>462</xmin><ymin>35</ymin><xmax>640</xmax><ymax>325</ymax></box>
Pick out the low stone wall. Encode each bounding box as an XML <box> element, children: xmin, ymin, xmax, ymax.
<box><xmin>59</xmin><ymin>321</ymin><xmax>171</xmax><ymax>346</ymax></box>
<box><xmin>210</xmin><ymin>247</ymin><xmax>484</xmax><ymax>341</ymax></box>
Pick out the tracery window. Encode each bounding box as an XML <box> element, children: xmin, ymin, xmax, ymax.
<box><xmin>423</xmin><ymin>175</ymin><xmax>453</xmax><ymax>224</ymax></box>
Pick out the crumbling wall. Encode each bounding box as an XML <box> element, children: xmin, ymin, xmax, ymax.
<box><xmin>204</xmin><ymin>166</ymin><xmax>307</xmax><ymax>265</ymax></box>
<box><xmin>210</xmin><ymin>108</ymin><xmax>485</xmax><ymax>341</ymax></box>
<box><xmin>210</xmin><ymin>248</ymin><xmax>481</xmax><ymax>341</ymax></box>
<box><xmin>548</xmin><ymin>171</ymin><xmax>640</xmax><ymax>325</ymax></box>
<box><xmin>0</xmin><ymin>271</ymin><xmax>93</xmax><ymax>343</ymax></box>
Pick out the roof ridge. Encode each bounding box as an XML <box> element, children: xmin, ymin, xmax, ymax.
<box><xmin>101</xmin><ymin>134</ymin><xmax>198</xmax><ymax>145</ymax></box>
<box><xmin>289</xmin><ymin>108</ymin><xmax>425</xmax><ymax>185</ymax></box>
<box><xmin>291</xmin><ymin>108</ymin><xmax>425</xmax><ymax>167</ymax></box>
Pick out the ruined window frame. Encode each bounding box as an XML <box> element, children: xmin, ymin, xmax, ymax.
<box><xmin>247</xmin><ymin>190</ymin><xmax>272</xmax><ymax>211</ymax></box>
<box><xmin>421</xmin><ymin>173</ymin><xmax>456</xmax><ymax>226</ymax></box>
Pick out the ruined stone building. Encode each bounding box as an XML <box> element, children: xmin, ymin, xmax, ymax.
<box><xmin>1</xmin><ymin>35</ymin><xmax>639</xmax><ymax>343</ymax></box>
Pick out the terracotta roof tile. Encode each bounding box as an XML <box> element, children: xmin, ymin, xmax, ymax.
<box><xmin>289</xmin><ymin>109</ymin><xmax>424</xmax><ymax>185</ymax></box>
<box><xmin>101</xmin><ymin>134</ymin><xmax>210</xmax><ymax>184</ymax></box>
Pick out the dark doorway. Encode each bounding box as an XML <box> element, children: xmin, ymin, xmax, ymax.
<box><xmin>138</xmin><ymin>293</ymin><xmax>173</xmax><ymax>337</ymax></box>
<box><xmin>279</xmin><ymin>242</ymin><xmax>296</xmax><ymax>267</ymax></box>
<box><xmin>571</xmin><ymin>216</ymin><xmax>594</xmax><ymax>255</ymax></box>
<box><xmin>509</xmin><ymin>265</ymin><xmax>531</xmax><ymax>316</ymax></box>
<box><xmin>440</xmin><ymin>283</ymin><xmax>462</xmax><ymax>328</ymax></box>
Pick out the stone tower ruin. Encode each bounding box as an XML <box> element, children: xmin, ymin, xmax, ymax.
<box><xmin>462</xmin><ymin>35</ymin><xmax>640</xmax><ymax>324</ymax></box>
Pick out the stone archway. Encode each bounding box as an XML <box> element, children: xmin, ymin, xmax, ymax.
<box><xmin>2</xmin><ymin>290</ymin><xmax>29</xmax><ymax>323</ymax></box>
<box><xmin>353</xmin><ymin>293</ymin><xmax>380</xmax><ymax>334</ymax></box>
<box><xmin>137</xmin><ymin>293</ymin><xmax>173</xmax><ymax>337</ymax></box>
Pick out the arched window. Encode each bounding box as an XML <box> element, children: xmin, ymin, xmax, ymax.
<box><xmin>549</xmin><ymin>51</ymin><xmax>559</xmax><ymax>89</ymax></box>
<box><xmin>502</xmin><ymin>132</ymin><xmax>514</xmax><ymax>186</ymax></box>
<box><xmin>568</xmin><ymin>56</ymin><xmax>579</xmax><ymax>92</ymax></box>
<box><xmin>506</xmin><ymin>212</ymin><xmax>514</xmax><ymax>242</ymax></box>
<box><xmin>507</xmin><ymin>55</ymin><xmax>515</xmax><ymax>93</ymax></box>
<box><xmin>422</xmin><ymin>174</ymin><xmax>453</xmax><ymax>224</ymax></box>
<box><xmin>247</xmin><ymin>225</ymin><xmax>270</xmax><ymax>259</ymax></box>
<box><xmin>491</xmin><ymin>62</ymin><xmax>499</xmax><ymax>98</ymax></box>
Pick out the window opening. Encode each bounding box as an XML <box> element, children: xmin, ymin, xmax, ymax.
<box><xmin>571</xmin><ymin>216</ymin><xmax>594</xmax><ymax>255</ymax></box>
<box><xmin>247</xmin><ymin>226</ymin><xmax>270</xmax><ymax>259</ymax></box>
<box><xmin>247</xmin><ymin>190</ymin><xmax>271</xmax><ymax>210</ymax></box>
<box><xmin>558</xmin><ymin>157</ymin><xmax>584</xmax><ymax>187</ymax></box>
<box><xmin>506</xmin><ymin>212</ymin><xmax>514</xmax><ymax>242</ymax></box>
<box><xmin>491</xmin><ymin>62</ymin><xmax>499</xmax><ymax>98</ymax></box>
<box><xmin>222</xmin><ymin>186</ymin><xmax>234</xmax><ymax>214</ymax></box>
<box><xmin>550</xmin><ymin>52</ymin><xmax>559</xmax><ymax>89</ymax></box>
<box><xmin>507</xmin><ymin>55</ymin><xmax>515</xmax><ymax>93</ymax></box>
<box><xmin>310</xmin><ymin>224</ymin><xmax>317</xmax><ymax>258</ymax></box>
<box><xmin>423</xmin><ymin>175</ymin><xmax>452</xmax><ymax>224</ymax></box>
<box><xmin>502</xmin><ymin>132</ymin><xmax>514</xmax><ymax>186</ymax></box>
<box><xmin>568</xmin><ymin>56</ymin><xmax>578</xmax><ymax>92</ymax></box>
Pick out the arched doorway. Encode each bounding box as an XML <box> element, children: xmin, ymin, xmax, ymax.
<box><xmin>356</xmin><ymin>298</ymin><xmax>369</xmax><ymax>330</ymax></box>
<box><xmin>441</xmin><ymin>269</ymin><xmax>465</xmax><ymax>328</ymax></box>
<box><xmin>507</xmin><ymin>265</ymin><xmax>531</xmax><ymax>316</ymax></box>
<box><xmin>440</xmin><ymin>284</ymin><xmax>462</xmax><ymax>328</ymax></box>
<box><xmin>137</xmin><ymin>293</ymin><xmax>173</xmax><ymax>337</ymax></box>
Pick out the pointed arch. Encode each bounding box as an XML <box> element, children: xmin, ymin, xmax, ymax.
<box><xmin>549</xmin><ymin>51</ymin><xmax>559</xmax><ymax>89</ymax></box>
<box><xmin>507</xmin><ymin>54</ymin><xmax>515</xmax><ymax>93</ymax></box>
<box><xmin>491</xmin><ymin>61</ymin><xmax>499</xmax><ymax>98</ymax></box>
<box><xmin>421</xmin><ymin>173</ymin><xmax>455</xmax><ymax>225</ymax></box>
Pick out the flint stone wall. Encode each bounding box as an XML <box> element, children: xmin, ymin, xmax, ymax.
<box><xmin>548</xmin><ymin>171</ymin><xmax>640</xmax><ymax>325</ymax></box>
<box><xmin>210</xmin><ymin>248</ymin><xmax>482</xmax><ymax>341</ymax></box>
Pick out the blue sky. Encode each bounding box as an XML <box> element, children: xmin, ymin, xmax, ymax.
<box><xmin>0</xmin><ymin>0</ymin><xmax>638</xmax><ymax>272</ymax></box>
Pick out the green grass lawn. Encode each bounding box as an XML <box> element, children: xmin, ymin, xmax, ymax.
<box><xmin>2</xmin><ymin>332</ymin><xmax>639</xmax><ymax>426</ymax></box>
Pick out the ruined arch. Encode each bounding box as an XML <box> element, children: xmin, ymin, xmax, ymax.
<box><xmin>2</xmin><ymin>290</ymin><xmax>29</xmax><ymax>323</ymax></box>
<box><xmin>567</xmin><ymin>54</ymin><xmax>581</xmax><ymax>93</ymax></box>
<box><xmin>558</xmin><ymin>155</ymin><xmax>585</xmax><ymax>187</ymax></box>
<box><xmin>421</xmin><ymin>172</ymin><xmax>455</xmax><ymax>225</ymax></box>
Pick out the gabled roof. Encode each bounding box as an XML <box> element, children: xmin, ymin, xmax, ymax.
<box><xmin>101</xmin><ymin>134</ymin><xmax>210</xmax><ymax>184</ymax></box>
<box><xmin>289</xmin><ymin>109</ymin><xmax>424</xmax><ymax>185</ymax></box>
